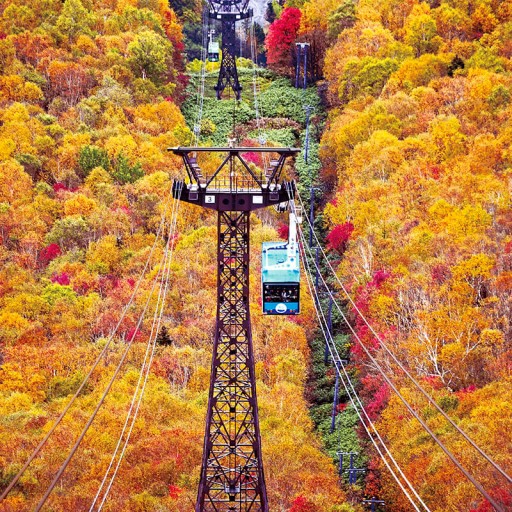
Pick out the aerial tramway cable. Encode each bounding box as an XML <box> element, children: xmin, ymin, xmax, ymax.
<box><xmin>295</xmin><ymin>190</ymin><xmax>512</xmax><ymax>489</ymax></box>
<box><xmin>285</xmin><ymin>182</ymin><xmax>429</xmax><ymax>510</ymax></box>
<box><xmin>250</xmin><ymin>21</ymin><xmax>263</xmax><ymax>142</ymax></box>
<box><xmin>276</xmin><ymin>39</ymin><xmax>507</xmax><ymax>508</ymax></box>
<box><xmin>193</xmin><ymin>5</ymin><xmax>210</xmax><ymax>144</ymax></box>
<box><xmin>288</xmin><ymin>49</ymin><xmax>510</xmax><ymax>504</ymax></box>
<box><xmin>249</xmin><ymin>18</ymin><xmax>271</xmax><ymax>177</ymax></box>
<box><xmin>33</xmin><ymin>185</ymin><xmax>183</xmax><ymax>512</ymax></box>
<box><xmin>0</xmin><ymin>186</ymin><xmax>178</xmax><ymax>504</ymax></box>
<box><xmin>35</xmin><ymin>188</ymin><xmax>182</xmax><ymax>511</ymax></box>
<box><xmin>89</xmin><ymin>187</ymin><xmax>183</xmax><ymax>511</ymax></box>
<box><xmin>297</xmin><ymin>220</ymin><xmax>430</xmax><ymax>512</ymax></box>
<box><xmin>293</xmin><ymin>190</ymin><xmax>507</xmax><ymax>512</ymax></box>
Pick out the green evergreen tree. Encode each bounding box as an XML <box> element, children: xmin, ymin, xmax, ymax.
<box><xmin>112</xmin><ymin>153</ymin><xmax>144</xmax><ymax>184</ymax></box>
<box><xmin>78</xmin><ymin>146</ymin><xmax>110</xmax><ymax>178</ymax></box>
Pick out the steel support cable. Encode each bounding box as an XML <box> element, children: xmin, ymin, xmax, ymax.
<box><xmin>0</xmin><ymin>187</ymin><xmax>175</xmax><ymax>503</ymax></box>
<box><xmin>298</xmin><ymin>226</ymin><xmax>505</xmax><ymax>512</ymax></box>
<box><xmin>252</xmin><ymin>26</ymin><xmax>268</xmax><ymax>154</ymax></box>
<box><xmin>238</xmin><ymin>22</ymin><xmax>244</xmax><ymax>58</ymax></box>
<box><xmin>295</xmin><ymin>47</ymin><xmax>314</xmax><ymax>185</ymax></box>
<box><xmin>34</xmin><ymin>190</ymin><xmax>182</xmax><ymax>512</ymax></box>
<box><xmin>90</xmin><ymin>184</ymin><xmax>182</xmax><ymax>510</ymax></box>
<box><xmin>89</xmin><ymin>184</ymin><xmax>183</xmax><ymax>512</ymax></box>
<box><xmin>287</xmin><ymin>182</ymin><xmax>428</xmax><ymax>510</ymax></box>
<box><xmin>249</xmin><ymin>21</ymin><xmax>264</xmax><ymax>163</ymax></box>
<box><xmin>253</xmin><ymin>32</ymin><xmax>264</xmax><ymax>128</ymax></box>
<box><xmin>294</xmin><ymin>189</ymin><xmax>512</xmax><ymax>488</ymax></box>
<box><xmin>292</xmin><ymin>205</ymin><xmax>506</xmax><ymax>512</ymax></box>
<box><xmin>250</xmin><ymin>21</ymin><xmax>262</xmax><ymax>140</ymax></box>
<box><xmin>194</xmin><ymin>5</ymin><xmax>209</xmax><ymax>144</ymax></box>
<box><xmin>249</xmin><ymin>20</ymin><xmax>270</xmax><ymax>172</ymax></box>
<box><xmin>34</xmin><ymin>211</ymin><xmax>176</xmax><ymax>512</ymax></box>
<box><xmin>298</xmin><ymin>226</ymin><xmax>428</xmax><ymax>512</ymax></box>
<box><xmin>94</xmin><ymin>213</ymin><xmax>179</xmax><ymax>512</ymax></box>
<box><xmin>198</xmin><ymin>13</ymin><xmax>208</xmax><ymax>134</ymax></box>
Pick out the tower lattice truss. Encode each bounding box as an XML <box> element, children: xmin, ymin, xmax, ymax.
<box><xmin>208</xmin><ymin>0</ymin><xmax>252</xmax><ymax>100</ymax></box>
<box><xmin>197</xmin><ymin>211</ymin><xmax>267</xmax><ymax>511</ymax></box>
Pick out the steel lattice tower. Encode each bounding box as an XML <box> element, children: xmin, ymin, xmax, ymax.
<box><xmin>198</xmin><ymin>209</ymin><xmax>265</xmax><ymax>511</ymax></box>
<box><xmin>171</xmin><ymin>146</ymin><xmax>299</xmax><ymax>511</ymax></box>
<box><xmin>208</xmin><ymin>0</ymin><xmax>252</xmax><ymax>99</ymax></box>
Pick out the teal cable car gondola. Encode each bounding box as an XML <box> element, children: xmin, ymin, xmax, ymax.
<box><xmin>261</xmin><ymin>209</ymin><xmax>301</xmax><ymax>315</ymax></box>
<box><xmin>208</xmin><ymin>41</ymin><xmax>220</xmax><ymax>62</ymax></box>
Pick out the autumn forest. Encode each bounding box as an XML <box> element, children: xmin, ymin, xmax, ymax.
<box><xmin>0</xmin><ymin>0</ymin><xmax>511</xmax><ymax>510</ymax></box>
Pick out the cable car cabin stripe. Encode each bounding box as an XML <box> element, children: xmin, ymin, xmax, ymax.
<box><xmin>263</xmin><ymin>301</ymin><xmax>299</xmax><ymax>315</ymax></box>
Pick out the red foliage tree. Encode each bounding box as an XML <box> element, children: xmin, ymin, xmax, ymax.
<box><xmin>326</xmin><ymin>222</ymin><xmax>354</xmax><ymax>254</ymax></box>
<box><xmin>39</xmin><ymin>243</ymin><xmax>61</xmax><ymax>266</ymax></box>
<box><xmin>336</xmin><ymin>402</ymin><xmax>348</xmax><ymax>413</ymax></box>
<box><xmin>51</xmin><ymin>272</ymin><xmax>71</xmax><ymax>286</ymax></box>
<box><xmin>289</xmin><ymin>495</ymin><xmax>318</xmax><ymax>512</ymax></box>
<box><xmin>470</xmin><ymin>487</ymin><xmax>512</xmax><ymax>511</ymax></box>
<box><xmin>163</xmin><ymin>10</ymin><xmax>185</xmax><ymax>72</ymax></box>
<box><xmin>278</xmin><ymin>222</ymin><xmax>289</xmax><ymax>240</ymax></box>
<box><xmin>53</xmin><ymin>182</ymin><xmax>68</xmax><ymax>193</ymax></box>
<box><xmin>168</xmin><ymin>484</ymin><xmax>183</xmax><ymax>499</ymax></box>
<box><xmin>368</xmin><ymin>269</ymin><xmax>390</xmax><ymax>288</ymax></box>
<box><xmin>362</xmin><ymin>377</ymin><xmax>389</xmax><ymax>420</ymax></box>
<box><xmin>266</xmin><ymin>7</ymin><xmax>302</xmax><ymax>74</ymax></box>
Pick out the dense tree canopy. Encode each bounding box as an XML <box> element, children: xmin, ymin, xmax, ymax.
<box><xmin>2</xmin><ymin>0</ymin><xmax>511</xmax><ymax>509</ymax></box>
<box><xmin>0</xmin><ymin>1</ymin><xmax>349</xmax><ymax>510</ymax></box>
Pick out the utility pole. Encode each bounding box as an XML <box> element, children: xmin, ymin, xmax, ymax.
<box><xmin>330</xmin><ymin>371</ymin><xmax>339</xmax><ymax>432</ymax></box>
<box><xmin>295</xmin><ymin>42</ymin><xmax>310</xmax><ymax>89</ymax></box>
<box><xmin>171</xmin><ymin>145</ymin><xmax>299</xmax><ymax>511</ymax></box>
<box><xmin>338</xmin><ymin>452</ymin><xmax>357</xmax><ymax>478</ymax></box>
<box><xmin>337</xmin><ymin>451</ymin><xmax>366</xmax><ymax>484</ymax></box>
<box><xmin>314</xmin><ymin>246</ymin><xmax>320</xmax><ymax>290</ymax></box>
<box><xmin>208</xmin><ymin>0</ymin><xmax>253</xmax><ymax>99</ymax></box>
<box><xmin>348</xmin><ymin>467</ymin><xmax>367</xmax><ymax>484</ymax></box>
<box><xmin>308</xmin><ymin>186</ymin><xmax>315</xmax><ymax>248</ymax></box>
<box><xmin>324</xmin><ymin>296</ymin><xmax>333</xmax><ymax>365</ymax></box>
